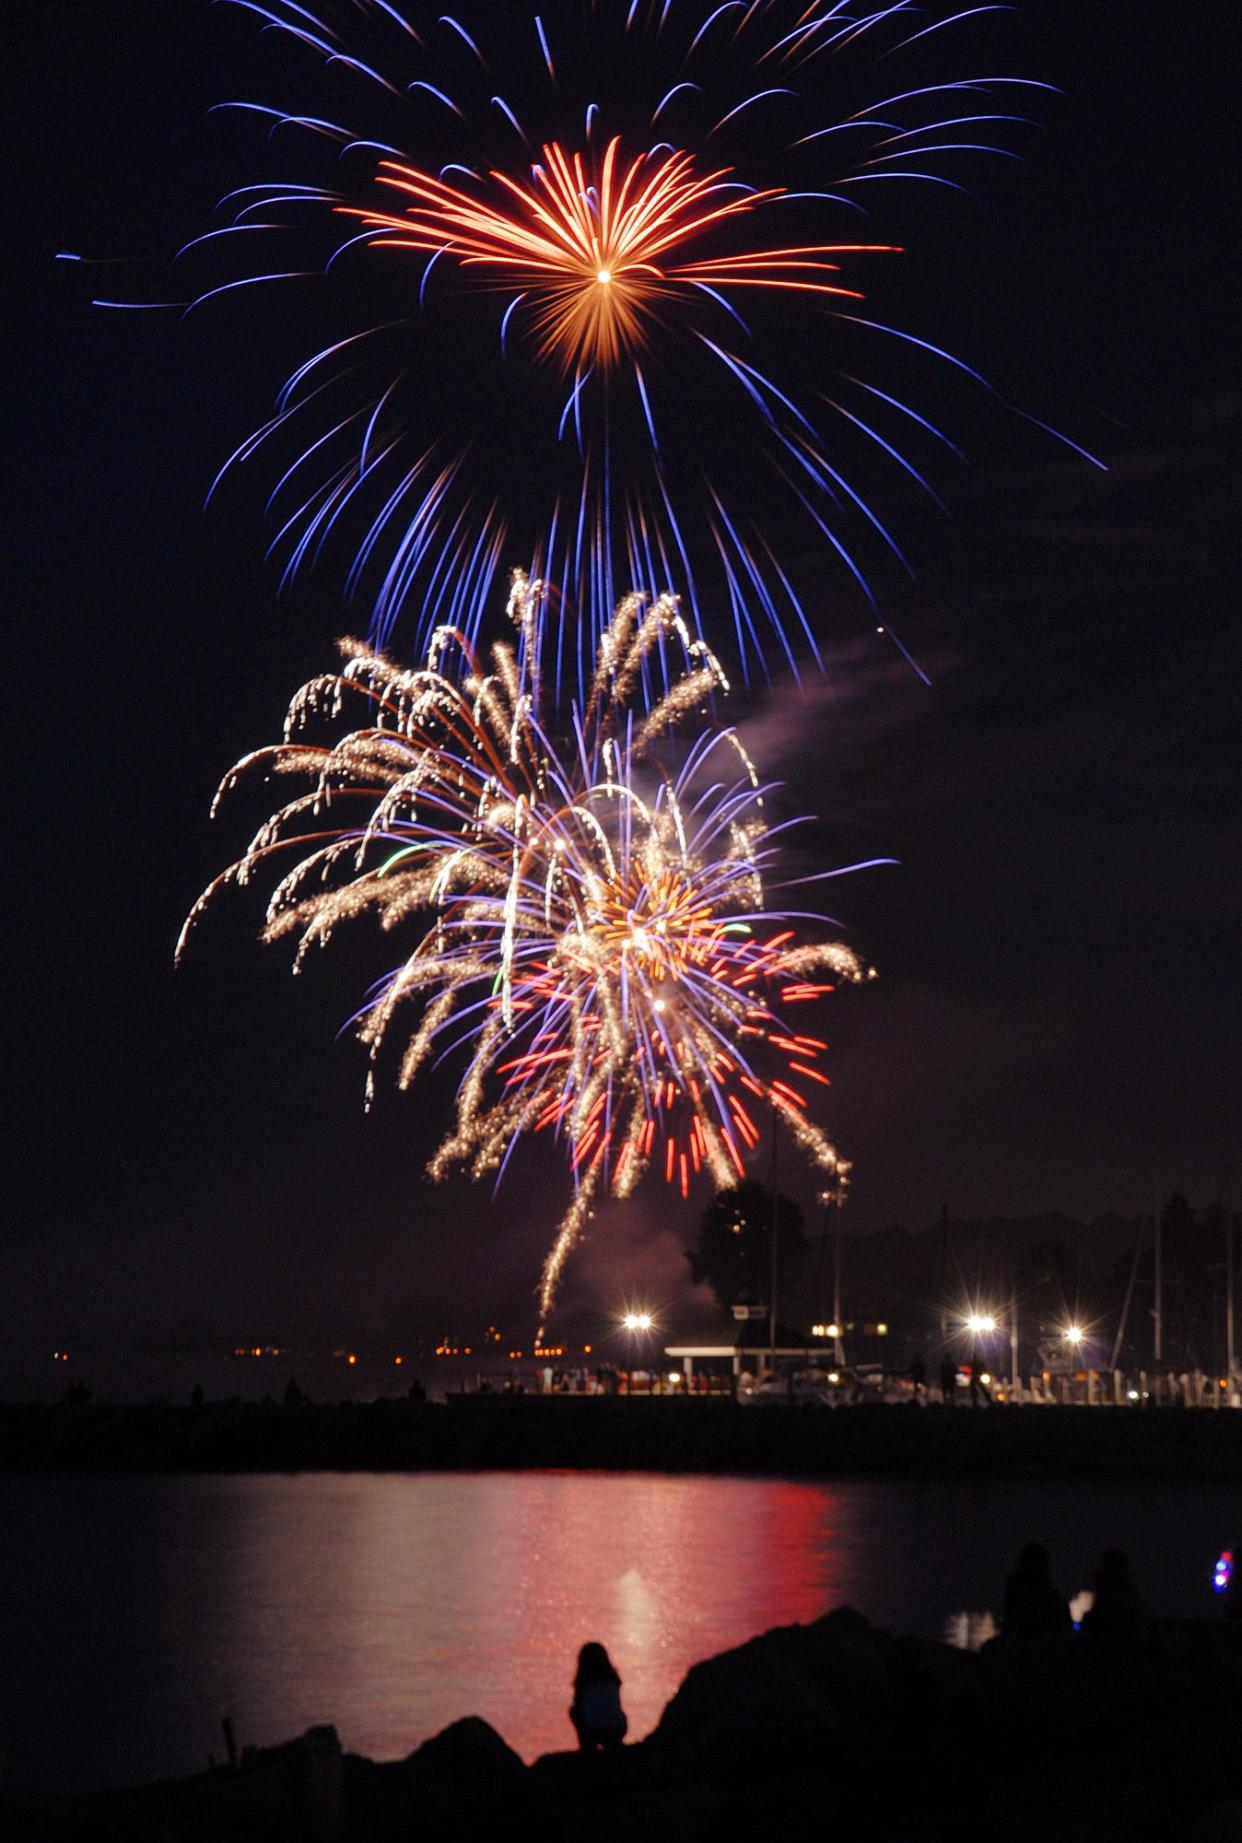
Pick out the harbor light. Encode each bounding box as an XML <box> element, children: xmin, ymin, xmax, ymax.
<box><xmin>622</xmin><ymin>1312</ymin><xmax>653</xmax><ymax>1333</ymax></box>
<box><xmin>964</xmin><ymin>1313</ymin><xmax>997</xmax><ymax>1336</ymax></box>
<box><xmin>1063</xmin><ymin>1325</ymin><xmax>1085</xmax><ymax>1345</ymax></box>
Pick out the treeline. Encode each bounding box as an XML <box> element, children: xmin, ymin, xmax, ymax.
<box><xmin>687</xmin><ymin>1187</ymin><xmax>1240</xmax><ymax>1375</ymax></box>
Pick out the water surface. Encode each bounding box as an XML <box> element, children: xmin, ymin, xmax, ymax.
<box><xmin>1</xmin><ymin>1470</ymin><xmax>1233</xmax><ymax>1797</ymax></box>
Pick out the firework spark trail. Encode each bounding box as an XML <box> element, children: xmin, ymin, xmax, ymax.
<box><xmin>180</xmin><ymin>572</ymin><xmax>883</xmax><ymax>1319</ymax></box>
<box><xmin>122</xmin><ymin>0</ymin><xmax>1083</xmax><ymax>685</ymax></box>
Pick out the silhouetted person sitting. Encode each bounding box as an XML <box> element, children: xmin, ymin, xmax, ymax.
<box><xmin>1000</xmin><ymin>1542</ymin><xmax>1073</xmax><ymax>1640</ymax></box>
<box><xmin>569</xmin><ymin>1642</ymin><xmax>627</xmax><ymax>1751</ymax></box>
<box><xmin>1083</xmin><ymin>1548</ymin><xmax>1147</xmax><ymax>1641</ymax></box>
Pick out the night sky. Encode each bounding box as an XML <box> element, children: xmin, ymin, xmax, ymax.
<box><xmin>7</xmin><ymin>1</ymin><xmax>1239</xmax><ymax>1385</ymax></box>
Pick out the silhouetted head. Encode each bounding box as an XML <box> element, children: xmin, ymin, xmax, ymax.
<box><xmin>575</xmin><ymin>1642</ymin><xmax>620</xmax><ymax>1688</ymax></box>
<box><xmin>1016</xmin><ymin>1542</ymin><xmax>1052</xmax><ymax>1578</ymax></box>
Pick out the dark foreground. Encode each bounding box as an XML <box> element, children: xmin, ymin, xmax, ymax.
<box><xmin>7</xmin><ymin>1608</ymin><xmax>1242</xmax><ymax>1843</ymax></box>
<box><xmin>4</xmin><ymin>1394</ymin><xmax>1242</xmax><ymax>1478</ymax></box>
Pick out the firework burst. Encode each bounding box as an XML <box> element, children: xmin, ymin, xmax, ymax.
<box><xmin>341</xmin><ymin>138</ymin><xmax>894</xmax><ymax>372</ymax></box>
<box><xmin>124</xmin><ymin>0</ymin><xmax>1088</xmax><ymax>686</ymax></box>
<box><xmin>180</xmin><ymin>572</ymin><xmax>881</xmax><ymax>1318</ymax></box>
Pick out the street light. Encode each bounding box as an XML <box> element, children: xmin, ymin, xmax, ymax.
<box><xmin>620</xmin><ymin>1310</ymin><xmax>656</xmax><ymax>1396</ymax></box>
<box><xmin>962</xmin><ymin>1311</ymin><xmax>999</xmax><ymax>1404</ymax></box>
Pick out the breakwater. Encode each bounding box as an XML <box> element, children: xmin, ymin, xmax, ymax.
<box><xmin>3</xmin><ymin>1394</ymin><xmax>1241</xmax><ymax>1478</ymax></box>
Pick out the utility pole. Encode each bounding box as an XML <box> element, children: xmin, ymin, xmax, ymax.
<box><xmin>832</xmin><ymin>1198</ymin><xmax>844</xmax><ymax>1368</ymax></box>
<box><xmin>1010</xmin><ymin>1278</ymin><xmax>1019</xmax><ymax>1389</ymax></box>
<box><xmin>1227</xmin><ymin>1189</ymin><xmax>1236</xmax><ymax>1389</ymax></box>
<box><xmin>1154</xmin><ymin>1184</ymin><xmax>1163</xmax><ymax>1368</ymax></box>
<box><xmin>767</xmin><ymin>1110</ymin><xmax>780</xmax><ymax>1372</ymax></box>
<box><xmin>1110</xmin><ymin>1214</ymin><xmax>1145</xmax><ymax>1373</ymax></box>
<box><xmin>937</xmin><ymin>1202</ymin><xmax>949</xmax><ymax>1341</ymax></box>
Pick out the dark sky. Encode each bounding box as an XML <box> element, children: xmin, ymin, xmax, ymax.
<box><xmin>6</xmin><ymin>1</ymin><xmax>1239</xmax><ymax>1379</ymax></box>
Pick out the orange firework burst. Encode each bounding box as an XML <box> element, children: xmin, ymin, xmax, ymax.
<box><xmin>341</xmin><ymin>136</ymin><xmax>898</xmax><ymax>370</ymax></box>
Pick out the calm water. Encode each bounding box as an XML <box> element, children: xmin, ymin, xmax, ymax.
<box><xmin>1</xmin><ymin>1470</ymin><xmax>1235</xmax><ymax>1798</ymax></box>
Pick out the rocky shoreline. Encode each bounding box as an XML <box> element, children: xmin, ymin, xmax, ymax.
<box><xmin>6</xmin><ymin>1606</ymin><xmax>1242</xmax><ymax>1842</ymax></box>
<box><xmin>3</xmin><ymin>1394</ymin><xmax>1242</xmax><ymax>1478</ymax></box>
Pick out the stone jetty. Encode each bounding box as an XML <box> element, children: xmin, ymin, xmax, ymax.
<box><xmin>3</xmin><ymin>1394</ymin><xmax>1242</xmax><ymax>1480</ymax></box>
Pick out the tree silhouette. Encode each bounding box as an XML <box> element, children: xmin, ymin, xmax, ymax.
<box><xmin>687</xmin><ymin>1181</ymin><xmax>808</xmax><ymax>1324</ymax></box>
<box><xmin>1014</xmin><ymin>1238</ymin><xmax>1095</xmax><ymax>1332</ymax></box>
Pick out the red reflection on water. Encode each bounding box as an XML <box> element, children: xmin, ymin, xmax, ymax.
<box><xmin>149</xmin><ymin>1472</ymin><xmax>854</xmax><ymax>1768</ymax></box>
<box><xmin>358</xmin><ymin>1472</ymin><xmax>851</xmax><ymax>1759</ymax></box>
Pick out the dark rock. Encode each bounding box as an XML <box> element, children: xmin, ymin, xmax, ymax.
<box><xmin>344</xmin><ymin>1715</ymin><xmax>536</xmax><ymax>1843</ymax></box>
<box><xmin>1196</xmin><ymin>1800</ymin><xmax>1242</xmax><ymax>1843</ymax></box>
<box><xmin>5</xmin><ymin>1725</ymin><xmax>344</xmax><ymax>1842</ymax></box>
<box><xmin>976</xmin><ymin>1630</ymin><xmax>1160</xmax><ymax>1742</ymax></box>
<box><xmin>408</xmin><ymin>1712</ymin><xmax>526</xmax><ymax>1783</ymax></box>
<box><xmin>530</xmin><ymin>1747</ymin><xmax>730</xmax><ymax>1843</ymax></box>
<box><xmin>651</xmin><ymin>1606</ymin><xmax>973</xmax><ymax>1769</ymax></box>
<box><xmin>7</xmin><ymin>1618</ymin><xmax>1242</xmax><ymax>1842</ymax></box>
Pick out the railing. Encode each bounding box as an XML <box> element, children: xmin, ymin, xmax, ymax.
<box><xmin>974</xmin><ymin>1370</ymin><xmax>1241</xmax><ymax>1408</ymax></box>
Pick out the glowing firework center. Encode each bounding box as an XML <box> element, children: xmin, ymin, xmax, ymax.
<box><xmin>597</xmin><ymin>863</ymin><xmax>715</xmax><ymax>987</ymax></box>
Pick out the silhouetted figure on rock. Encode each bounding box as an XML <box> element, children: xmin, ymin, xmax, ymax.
<box><xmin>1083</xmin><ymin>1548</ymin><xmax>1147</xmax><ymax>1641</ymax></box>
<box><xmin>1000</xmin><ymin>1541</ymin><xmax>1073</xmax><ymax>1640</ymax></box>
<box><xmin>569</xmin><ymin>1642</ymin><xmax>627</xmax><ymax>1751</ymax></box>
